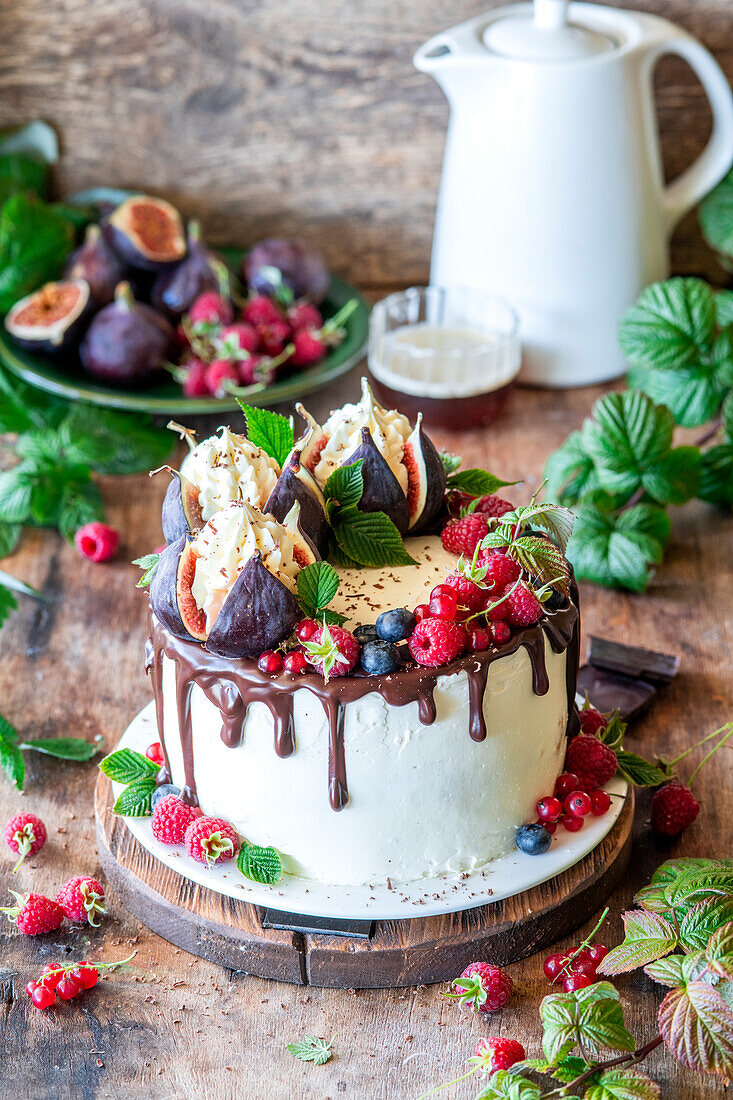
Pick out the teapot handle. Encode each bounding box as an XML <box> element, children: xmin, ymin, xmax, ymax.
<box><xmin>645</xmin><ymin>36</ymin><xmax>733</xmax><ymax>231</ymax></box>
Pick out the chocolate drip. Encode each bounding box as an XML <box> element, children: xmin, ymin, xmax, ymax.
<box><xmin>522</xmin><ymin>632</ymin><xmax>549</xmax><ymax>696</ymax></box>
<box><xmin>465</xmin><ymin>660</ymin><xmax>490</xmax><ymax>742</ymax></box>
<box><xmin>321</xmin><ymin>697</ymin><xmax>348</xmax><ymax>811</ymax></box>
<box><xmin>146</xmin><ymin>633</ymin><xmax>172</xmax><ymax>784</ymax></box>
<box><xmin>175</xmin><ymin>675</ymin><xmax>198</xmax><ymax>807</ymax></box>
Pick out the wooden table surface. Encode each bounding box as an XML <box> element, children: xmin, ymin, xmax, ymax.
<box><xmin>0</xmin><ymin>370</ymin><xmax>731</xmax><ymax>1099</ymax></box>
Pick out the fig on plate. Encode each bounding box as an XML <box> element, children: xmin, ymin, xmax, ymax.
<box><xmin>79</xmin><ymin>281</ymin><xmax>175</xmax><ymax>387</ymax></box>
<box><xmin>404</xmin><ymin>414</ymin><xmax>447</xmax><ymax>531</ymax></box>
<box><xmin>150</xmin><ymin>221</ymin><xmax>229</xmax><ymax>319</ymax></box>
<box><xmin>206</xmin><ymin>551</ymin><xmax>301</xmax><ymax>659</ymax></box>
<box><xmin>348</xmin><ymin>426</ymin><xmax>410</xmax><ymax>534</ymax></box>
<box><xmin>161</xmin><ymin>469</ymin><xmax>204</xmax><ymax>544</ymax></box>
<box><xmin>105</xmin><ymin>195</ymin><xmax>186</xmax><ymax>271</ymax></box>
<box><xmin>64</xmin><ymin>225</ymin><xmax>128</xmax><ymax>305</ymax></box>
<box><xmin>5</xmin><ymin>279</ymin><xmax>94</xmax><ymax>353</ymax></box>
<box><xmin>149</xmin><ymin>535</ymin><xmax>206</xmax><ymax>643</ymax></box>
<box><xmin>244</xmin><ymin>238</ymin><xmax>330</xmax><ymax>304</ymax></box>
<box><xmin>265</xmin><ymin>451</ymin><xmax>329</xmax><ymax>553</ymax></box>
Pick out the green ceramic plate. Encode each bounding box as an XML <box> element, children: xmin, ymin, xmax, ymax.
<box><xmin>0</xmin><ymin>249</ymin><xmax>368</xmax><ymax>413</ymax></box>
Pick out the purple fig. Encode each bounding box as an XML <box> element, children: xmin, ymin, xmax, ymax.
<box><xmin>265</xmin><ymin>451</ymin><xmax>329</xmax><ymax>554</ymax></box>
<box><xmin>79</xmin><ymin>282</ymin><xmax>175</xmax><ymax>387</ymax></box>
<box><xmin>5</xmin><ymin>279</ymin><xmax>94</xmax><ymax>354</ymax></box>
<box><xmin>150</xmin><ymin>221</ymin><xmax>229</xmax><ymax>320</ymax></box>
<box><xmin>64</xmin><ymin>225</ymin><xmax>128</xmax><ymax>305</ymax></box>
<box><xmin>105</xmin><ymin>195</ymin><xmax>186</xmax><ymax>271</ymax></box>
<box><xmin>403</xmin><ymin>414</ymin><xmax>447</xmax><ymax>532</ymax></box>
<box><xmin>149</xmin><ymin>535</ymin><xmax>207</xmax><ymax>643</ymax></box>
<box><xmin>348</xmin><ymin>426</ymin><xmax>410</xmax><ymax>534</ymax></box>
<box><xmin>244</xmin><ymin>238</ymin><xmax>330</xmax><ymax>304</ymax></box>
<box><xmin>161</xmin><ymin>468</ymin><xmax>204</xmax><ymax>543</ymax></box>
<box><xmin>206</xmin><ymin>551</ymin><xmax>300</xmax><ymax>658</ymax></box>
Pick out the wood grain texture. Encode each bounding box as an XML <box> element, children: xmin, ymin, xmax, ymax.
<box><xmin>0</xmin><ymin>374</ymin><xmax>732</xmax><ymax>1097</ymax></box>
<box><xmin>0</xmin><ymin>0</ymin><xmax>731</xmax><ymax>289</ymax></box>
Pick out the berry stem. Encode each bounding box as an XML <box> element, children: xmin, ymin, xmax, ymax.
<box><xmin>554</xmin><ymin>906</ymin><xmax>609</xmax><ymax>983</ymax></box>
<box><xmin>416</xmin><ymin>1062</ymin><xmax>482</xmax><ymax>1099</ymax></box>
<box><xmin>665</xmin><ymin>721</ymin><xmax>733</xmax><ymax>769</ymax></box>
<box><xmin>687</xmin><ymin>723</ymin><xmax>733</xmax><ymax>785</ymax></box>
<box><xmin>537</xmin><ymin>1034</ymin><xmax>664</xmax><ymax>1098</ymax></box>
<box><xmin>322</xmin><ymin>297</ymin><xmax>358</xmax><ymax>335</ymax></box>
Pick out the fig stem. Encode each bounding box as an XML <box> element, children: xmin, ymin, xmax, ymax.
<box><xmin>322</xmin><ymin>297</ymin><xmax>359</xmax><ymax>336</ymax></box>
<box><xmin>166</xmin><ymin>421</ymin><xmax>198</xmax><ymax>449</ymax></box>
<box><xmin>113</xmin><ymin>281</ymin><xmax>135</xmax><ymax>309</ymax></box>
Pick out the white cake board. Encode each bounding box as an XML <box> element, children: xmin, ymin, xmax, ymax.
<box><xmin>111</xmin><ymin>702</ymin><xmax>628</xmax><ymax>921</ymax></box>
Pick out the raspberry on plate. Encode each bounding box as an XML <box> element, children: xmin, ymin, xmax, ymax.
<box><xmin>408</xmin><ymin>617</ymin><xmax>466</xmax><ymax>667</ymax></box>
<box><xmin>291</xmin><ymin>328</ymin><xmax>326</xmax><ymax>366</ymax></box>
<box><xmin>440</xmin><ymin>513</ymin><xmax>489</xmax><ymax>557</ymax></box>
<box><xmin>189</xmin><ymin>291</ymin><xmax>233</xmax><ymax>329</ymax></box>
<box><xmin>184</xmin><ymin>816</ymin><xmax>240</xmax><ymax>866</ymax></box>
<box><xmin>474</xmin><ymin>1036</ymin><xmax>526</xmax><ymax>1072</ymax></box>
<box><xmin>152</xmin><ymin>794</ymin><xmax>197</xmax><ymax>845</ymax></box>
<box><xmin>5</xmin><ymin>812</ymin><xmax>46</xmax><ymax>872</ymax></box>
<box><xmin>579</xmin><ymin>705</ymin><xmax>608</xmax><ymax>736</ymax></box>
<box><xmin>242</xmin><ymin>294</ymin><xmax>283</xmax><ymax>328</ymax></box>
<box><xmin>0</xmin><ymin>891</ymin><xmax>64</xmax><ymax>935</ymax></box>
<box><xmin>446</xmin><ymin>961</ymin><xmax>513</xmax><ymax>1014</ymax></box>
<box><xmin>55</xmin><ymin>876</ymin><xmax>107</xmax><ymax>926</ymax></box>
<box><xmin>302</xmin><ymin>623</ymin><xmax>360</xmax><ymax>681</ymax></box>
<box><xmin>564</xmin><ymin>734</ymin><xmax>618</xmax><ymax>793</ymax></box>
<box><xmin>650</xmin><ymin>782</ymin><xmax>700</xmax><ymax>836</ymax></box>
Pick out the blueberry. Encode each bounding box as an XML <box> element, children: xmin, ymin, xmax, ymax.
<box><xmin>516</xmin><ymin>823</ymin><xmax>552</xmax><ymax>855</ymax></box>
<box><xmin>360</xmin><ymin>639</ymin><xmax>402</xmax><ymax>675</ymax></box>
<box><xmin>376</xmin><ymin>608</ymin><xmax>417</xmax><ymax>642</ymax></box>
<box><xmin>544</xmin><ymin>588</ymin><xmax>566</xmax><ymax>612</ymax></box>
<box><xmin>151</xmin><ymin>783</ymin><xmax>181</xmax><ymax>810</ymax></box>
<box><xmin>354</xmin><ymin>624</ymin><xmax>378</xmax><ymax>644</ymax></box>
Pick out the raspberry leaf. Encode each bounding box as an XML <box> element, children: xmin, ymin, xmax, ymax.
<box><xmin>296</xmin><ymin>560</ymin><xmax>341</xmax><ymax>620</ymax></box>
<box><xmin>236</xmin><ymin>403</ymin><xmax>294</xmax><ymax>467</ymax></box>
<box><xmin>523</xmin><ymin>1056</ymin><xmax>588</xmax><ymax>1083</ymax></box>
<box><xmin>643</xmin><ymin>955</ymin><xmax>686</xmax><ymax>987</ymax></box>
<box><xmin>111</xmin><ymin>777</ymin><xmax>157</xmax><ymax>817</ymax></box>
<box><xmin>330</xmin><ymin>506</ymin><xmax>416</xmax><ymax>568</ymax></box>
<box><xmin>598</xmin><ymin>911</ymin><xmax>678</xmax><ymax>975</ymax></box>
<box><xmin>699</xmin><ymin>168</ymin><xmax>733</xmax><ymax>260</ymax></box>
<box><xmin>584</xmin><ymin>1068</ymin><xmax>661</xmax><ymax>1100</ymax></box>
<box><xmin>439</xmin><ymin>452</ymin><xmax>462</xmax><ymax>476</ymax></box>
<box><xmin>566</xmin><ymin>499</ymin><xmax>670</xmax><ymax>592</ymax></box>
<box><xmin>698</xmin><ymin>443</ymin><xmax>733</xmax><ymax>506</ymax></box>
<box><xmin>100</xmin><ymin>747</ymin><xmax>159</xmax><ymax>784</ymax></box>
<box><xmin>286</xmin><ymin>1034</ymin><xmax>334</xmax><ymax>1065</ymax></box>
<box><xmin>544</xmin><ymin>430</ymin><xmax>600</xmax><ymax>505</ymax></box>
<box><xmin>658</xmin><ymin>980</ymin><xmax>733</xmax><ymax>1076</ymax></box>
<box><xmin>705</xmin><ymin>923</ymin><xmax>733</xmax><ymax>981</ymax></box>
<box><xmin>237</xmin><ymin>843</ymin><xmax>282</xmax><ymax>885</ymax></box>
<box><xmin>678</xmin><ymin>899</ymin><xmax>733</xmax><ymax>952</ymax></box>
<box><xmin>619</xmin><ymin>278</ymin><xmax>716</xmax><ymax>373</ymax></box>
<box><xmin>474</xmin><ymin>1071</ymin><xmax>542</xmax><ymax>1099</ymax></box>
<box><xmin>615</xmin><ymin>751</ymin><xmax>666</xmax><ymax>788</ymax></box>
<box><xmin>445</xmin><ymin>468</ymin><xmax>515</xmax><ymax>496</ymax></box>
<box><xmin>540</xmin><ymin>982</ymin><xmax>634</xmax><ymax>1064</ymax></box>
<box><xmin>323</xmin><ymin>460</ymin><xmax>364</xmax><ymax>511</ymax></box>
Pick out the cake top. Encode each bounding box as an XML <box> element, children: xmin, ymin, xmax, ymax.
<box><xmin>141</xmin><ymin>379</ymin><xmax>575</xmax><ymax>680</ymax></box>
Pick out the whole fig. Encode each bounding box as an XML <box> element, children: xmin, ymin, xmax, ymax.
<box><xmin>64</xmin><ymin>225</ymin><xmax>127</xmax><ymax>305</ymax></box>
<box><xmin>79</xmin><ymin>282</ymin><xmax>175</xmax><ymax>387</ymax></box>
<box><xmin>244</xmin><ymin>238</ymin><xmax>330</xmax><ymax>304</ymax></box>
<box><xmin>151</xmin><ymin>222</ymin><xmax>229</xmax><ymax>320</ymax></box>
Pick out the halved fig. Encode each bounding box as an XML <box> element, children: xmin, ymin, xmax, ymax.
<box><xmin>149</xmin><ymin>535</ymin><xmax>206</xmax><ymax>643</ymax></box>
<box><xmin>206</xmin><ymin>551</ymin><xmax>300</xmax><ymax>658</ymax></box>
<box><xmin>64</xmin><ymin>225</ymin><xmax>128</xmax><ymax>306</ymax></box>
<box><xmin>281</xmin><ymin>501</ymin><xmax>320</xmax><ymax>567</ymax></box>
<box><xmin>5</xmin><ymin>279</ymin><xmax>94</xmax><ymax>353</ymax></box>
<box><xmin>161</xmin><ymin>468</ymin><xmax>204</xmax><ymax>543</ymax></box>
<box><xmin>150</xmin><ymin>221</ymin><xmax>228</xmax><ymax>319</ymax></box>
<box><xmin>105</xmin><ymin>195</ymin><xmax>187</xmax><ymax>271</ymax></box>
<box><xmin>404</xmin><ymin>414</ymin><xmax>447</xmax><ymax>531</ymax></box>
<box><xmin>265</xmin><ymin>450</ymin><xmax>329</xmax><ymax>553</ymax></box>
<box><xmin>348</xmin><ymin>427</ymin><xmax>410</xmax><ymax>533</ymax></box>
<box><xmin>292</xmin><ymin>404</ymin><xmax>328</xmax><ymax>473</ymax></box>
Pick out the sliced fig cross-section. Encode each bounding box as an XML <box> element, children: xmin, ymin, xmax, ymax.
<box><xmin>5</xmin><ymin>279</ymin><xmax>94</xmax><ymax>353</ymax></box>
<box><xmin>206</xmin><ymin>551</ymin><xmax>301</xmax><ymax>658</ymax></box>
<box><xmin>403</xmin><ymin>414</ymin><xmax>447</xmax><ymax>532</ymax></box>
<box><xmin>161</xmin><ymin>469</ymin><xmax>205</xmax><ymax>544</ymax></box>
<box><xmin>149</xmin><ymin>535</ymin><xmax>207</xmax><ymax>643</ymax></box>
<box><xmin>105</xmin><ymin>195</ymin><xmax>187</xmax><ymax>271</ymax></box>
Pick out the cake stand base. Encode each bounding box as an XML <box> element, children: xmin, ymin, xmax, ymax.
<box><xmin>95</xmin><ymin>774</ymin><xmax>634</xmax><ymax>988</ymax></box>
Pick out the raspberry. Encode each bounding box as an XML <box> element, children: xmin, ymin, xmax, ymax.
<box><xmin>302</xmin><ymin>623</ymin><xmax>360</xmax><ymax>680</ymax></box>
<box><xmin>189</xmin><ymin>291</ymin><xmax>233</xmax><ymax>329</ymax></box>
<box><xmin>650</xmin><ymin>782</ymin><xmax>700</xmax><ymax>836</ymax></box>
<box><xmin>257</xmin><ymin>319</ymin><xmax>291</xmax><ymax>357</ymax></box>
<box><xmin>564</xmin><ymin>734</ymin><xmax>618</xmax><ymax>793</ymax></box>
<box><xmin>288</xmin><ymin>302</ymin><xmax>323</xmax><ymax>331</ymax></box>
<box><xmin>74</xmin><ymin>522</ymin><xmax>119</xmax><ymax>563</ymax></box>
<box><xmin>444</xmin><ymin>571</ymin><xmax>486</xmax><ymax>613</ymax></box>
<box><xmin>5</xmin><ymin>812</ymin><xmax>46</xmax><ymax>872</ymax></box>
<box><xmin>184</xmin><ymin>816</ymin><xmax>240</xmax><ymax>866</ymax></box>
<box><xmin>489</xmin><ymin>621</ymin><xmax>511</xmax><ymax>645</ymax></box>
<box><xmin>448</xmin><ymin>961</ymin><xmax>513</xmax><ymax>1014</ymax></box>
<box><xmin>243</xmin><ymin>294</ymin><xmax>282</xmax><ymax>327</ymax></box>
<box><xmin>0</xmin><ymin>891</ymin><xmax>64</xmax><ymax>935</ymax></box>
<box><xmin>579</xmin><ymin>705</ymin><xmax>608</xmax><ymax>736</ymax></box>
<box><xmin>472</xmin><ymin>495</ymin><xmax>515</xmax><ymax>519</ymax></box>
<box><xmin>217</xmin><ymin>322</ymin><xmax>259</xmax><ymax>357</ymax></box>
<box><xmin>474</xmin><ymin>1036</ymin><xmax>526</xmax><ymax>1072</ymax></box>
<box><xmin>477</xmin><ymin>550</ymin><xmax>521</xmax><ymax>593</ymax></box>
<box><xmin>55</xmin><ymin>876</ymin><xmax>106</xmax><ymax>926</ymax></box>
<box><xmin>151</xmin><ymin>794</ymin><xmax>197</xmax><ymax>845</ymax></box>
<box><xmin>182</xmin><ymin>359</ymin><xmax>209</xmax><ymax>397</ymax></box>
<box><xmin>205</xmin><ymin>359</ymin><xmax>238</xmax><ymax>396</ymax></box>
<box><xmin>238</xmin><ymin>353</ymin><xmax>265</xmax><ymax>386</ymax></box>
<box><xmin>408</xmin><ymin>618</ymin><xmax>466</xmax><ymax>667</ymax></box>
<box><xmin>492</xmin><ymin>581</ymin><xmax>543</xmax><ymax>627</ymax></box>
<box><xmin>441</xmin><ymin>514</ymin><xmax>489</xmax><ymax>557</ymax></box>
<box><xmin>291</xmin><ymin>327</ymin><xmax>326</xmax><ymax>366</ymax></box>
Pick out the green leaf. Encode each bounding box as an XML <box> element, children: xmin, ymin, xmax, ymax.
<box><xmin>615</xmin><ymin>750</ymin><xmax>666</xmax><ymax>788</ymax></box>
<box><xmin>715</xmin><ymin>290</ymin><xmax>733</xmax><ymax>328</ymax></box>
<box><xmin>566</xmin><ymin>500</ymin><xmax>670</xmax><ymax>592</ymax></box>
<box><xmin>700</xmin><ymin>168</ymin><xmax>733</xmax><ymax>258</ymax></box>
<box><xmin>112</xmin><ymin>776</ymin><xmax>157</xmax><ymax>817</ymax></box>
<box><xmin>644</xmin><ymin>955</ymin><xmax>685</xmax><ymax>987</ymax></box>
<box><xmin>446</xmin><ymin>468</ymin><xmax>515</xmax><ymax>496</ymax></box>
<box><xmin>619</xmin><ymin>278</ymin><xmax>716</xmax><ymax>372</ymax></box>
<box><xmin>664</xmin><ymin>867</ymin><xmax>733</xmax><ymax>909</ymax></box>
<box><xmin>57</xmin><ymin>477</ymin><xmax>105</xmax><ymax>542</ymax></box>
<box><xmin>598</xmin><ymin>911</ymin><xmax>678</xmax><ymax>975</ymax></box>
<box><xmin>0</xmin><ymin>738</ymin><xmax>24</xmax><ymax>790</ymax></box>
<box><xmin>323</xmin><ymin>460</ymin><xmax>364</xmax><ymax>510</ymax></box>
<box><xmin>0</xmin><ymin>152</ymin><xmax>48</xmax><ymax>205</ymax></box>
<box><xmin>0</xmin><ymin>466</ymin><xmax>33</xmax><ymax>524</ymax></box>
<box><xmin>0</xmin><ymin>120</ymin><xmax>59</xmax><ymax>164</ymax></box>
<box><xmin>706</xmin><ymin>923</ymin><xmax>733</xmax><ymax>981</ymax></box>
<box><xmin>505</xmin><ymin>535</ymin><xmax>571</xmax><ymax>595</ymax></box>
<box><xmin>0</xmin><ymin>193</ymin><xmax>73</xmax><ymax>313</ymax></box>
<box><xmin>540</xmin><ymin>982</ymin><xmax>634</xmax><ymax>1064</ymax></box>
<box><xmin>237</xmin><ymin>403</ymin><xmax>293</xmax><ymax>466</ymax></box>
<box><xmin>524</xmin><ymin>1056</ymin><xmax>588</xmax><ymax>1084</ymax></box>
<box><xmin>439</xmin><ymin>452</ymin><xmax>462</xmax><ymax>476</ymax></box>
<box><xmin>658</xmin><ymin>980</ymin><xmax>733</xmax><ymax>1076</ymax></box>
<box><xmin>544</xmin><ymin>431</ymin><xmax>600</xmax><ymax>505</ymax></box>
<box><xmin>18</xmin><ymin>737</ymin><xmax>98</xmax><ymax>761</ymax></box>
<box><xmin>0</xmin><ymin>584</ymin><xmax>18</xmax><ymax>629</ymax></box>
<box><xmin>0</xmin><ymin>713</ymin><xmax>19</xmax><ymax>746</ymax></box>
<box><xmin>58</xmin><ymin>405</ymin><xmax>173</xmax><ymax>475</ymax></box>
<box><xmin>133</xmin><ymin>552</ymin><xmax>160</xmax><ymax>589</ymax></box>
<box><xmin>475</xmin><ymin>1071</ymin><xmax>542</xmax><ymax>1100</ymax></box>
<box><xmin>100</xmin><ymin>747</ymin><xmax>159</xmax><ymax>784</ymax></box>
<box><xmin>296</xmin><ymin>560</ymin><xmax>340</xmax><ymax>617</ymax></box>
<box><xmin>237</xmin><ymin>843</ymin><xmax>283</xmax><ymax>885</ymax></box>
<box><xmin>723</xmin><ymin>391</ymin><xmax>733</xmax><ymax>440</ymax></box>
<box><xmin>286</xmin><ymin>1034</ymin><xmax>334</xmax><ymax>1065</ymax></box>
<box><xmin>698</xmin><ymin>444</ymin><xmax>733</xmax><ymax>507</ymax></box>
<box><xmin>627</xmin><ymin>363</ymin><xmax>726</xmax><ymax>429</ymax></box>
<box><xmin>584</xmin><ymin>1068</ymin><xmax>660</xmax><ymax>1100</ymax></box>
<box><xmin>641</xmin><ymin>446</ymin><xmax>700</xmax><ymax>505</ymax></box>
<box><xmin>500</xmin><ymin>501</ymin><xmax>576</xmax><ymax>554</ymax></box>
<box><xmin>679</xmin><ymin>899</ymin><xmax>733</xmax><ymax>952</ymax></box>
<box><xmin>331</xmin><ymin>507</ymin><xmax>417</xmax><ymax>567</ymax></box>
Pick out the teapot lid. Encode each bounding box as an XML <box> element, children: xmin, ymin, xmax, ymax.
<box><xmin>483</xmin><ymin>0</ymin><xmax>615</xmax><ymax>61</ymax></box>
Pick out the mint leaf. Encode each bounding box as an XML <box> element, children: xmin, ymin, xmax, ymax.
<box><xmin>0</xmin><ymin>152</ymin><xmax>47</xmax><ymax>205</ymax></box>
<box><xmin>297</xmin><ymin>560</ymin><xmax>340</xmax><ymax>617</ymax></box>
<box><xmin>0</xmin><ymin>738</ymin><xmax>24</xmax><ymax>790</ymax></box>
<box><xmin>0</xmin><ymin>523</ymin><xmax>21</xmax><ymax>558</ymax></box>
<box><xmin>540</xmin><ymin>981</ymin><xmax>634</xmax><ymax>1063</ymax></box>
<box><xmin>57</xmin><ymin>477</ymin><xmax>105</xmax><ymax>542</ymax></box>
<box><xmin>323</xmin><ymin>460</ymin><xmax>363</xmax><ymax>510</ymax></box>
<box><xmin>619</xmin><ymin>278</ymin><xmax>716</xmax><ymax>373</ymax></box>
<box><xmin>237</xmin><ymin>843</ymin><xmax>283</xmax><ymax>885</ymax></box>
<box><xmin>237</xmin><ymin>403</ymin><xmax>293</xmax><ymax>466</ymax></box>
<box><xmin>0</xmin><ymin>193</ymin><xmax>73</xmax><ymax>312</ymax></box>
<box><xmin>706</xmin><ymin>923</ymin><xmax>733</xmax><ymax>981</ymax></box>
<box><xmin>18</xmin><ymin>737</ymin><xmax>98</xmax><ymax>761</ymax></box>
<box><xmin>133</xmin><ymin>552</ymin><xmax>160</xmax><ymax>589</ymax></box>
<box><xmin>700</xmin><ymin>167</ymin><xmax>733</xmax><ymax>259</ymax></box>
<box><xmin>58</xmin><ymin>406</ymin><xmax>173</xmax><ymax>475</ymax></box>
<box><xmin>286</xmin><ymin>1034</ymin><xmax>334</xmax><ymax>1065</ymax></box>
<box><xmin>644</xmin><ymin>955</ymin><xmax>685</xmax><ymax>987</ymax></box>
<box><xmin>598</xmin><ymin>911</ymin><xmax>678</xmax><ymax>975</ymax></box>
<box><xmin>112</xmin><ymin>777</ymin><xmax>157</xmax><ymax>817</ymax></box>
<box><xmin>544</xmin><ymin>431</ymin><xmax>600</xmax><ymax>505</ymax></box>
<box><xmin>584</xmin><ymin>1068</ymin><xmax>661</xmax><ymax>1100</ymax></box>
<box><xmin>699</xmin><ymin>444</ymin><xmax>733</xmax><ymax>506</ymax></box>
<box><xmin>100</xmin><ymin>747</ymin><xmax>159</xmax><ymax>784</ymax></box>
<box><xmin>331</xmin><ymin>507</ymin><xmax>416</xmax><ymax>568</ymax></box>
<box><xmin>0</xmin><ymin>466</ymin><xmax>33</xmax><ymax>524</ymax></box>
<box><xmin>658</xmin><ymin>980</ymin><xmax>733</xmax><ymax>1076</ymax></box>
<box><xmin>615</xmin><ymin>750</ymin><xmax>666</xmax><ymax>787</ymax></box>
<box><xmin>566</xmin><ymin>499</ymin><xmax>670</xmax><ymax>592</ymax></box>
<box><xmin>0</xmin><ymin>713</ymin><xmax>18</xmax><ymax>746</ymax></box>
<box><xmin>446</xmin><ymin>468</ymin><xmax>515</xmax><ymax>496</ymax></box>
<box><xmin>0</xmin><ymin>585</ymin><xmax>17</xmax><ymax>629</ymax></box>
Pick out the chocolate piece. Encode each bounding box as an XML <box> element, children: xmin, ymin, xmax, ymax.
<box><xmin>577</xmin><ymin>665</ymin><xmax>656</xmax><ymax>723</ymax></box>
<box><xmin>261</xmin><ymin>909</ymin><xmax>374</xmax><ymax>939</ymax></box>
<box><xmin>586</xmin><ymin>635</ymin><xmax>680</xmax><ymax>685</ymax></box>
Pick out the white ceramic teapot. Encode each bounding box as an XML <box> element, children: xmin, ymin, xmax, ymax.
<box><xmin>415</xmin><ymin>0</ymin><xmax>733</xmax><ymax>386</ymax></box>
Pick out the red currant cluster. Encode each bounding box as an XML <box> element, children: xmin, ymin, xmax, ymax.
<box><xmin>543</xmin><ymin>941</ymin><xmax>609</xmax><ymax>992</ymax></box>
<box><xmin>534</xmin><ymin>772</ymin><xmax>612</xmax><ymax>834</ymax></box>
<box><xmin>26</xmin><ymin>957</ymin><xmax>111</xmax><ymax>1010</ymax></box>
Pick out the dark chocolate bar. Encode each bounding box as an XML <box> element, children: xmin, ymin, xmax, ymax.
<box><xmin>577</xmin><ymin>635</ymin><xmax>680</xmax><ymax>722</ymax></box>
<box><xmin>586</xmin><ymin>635</ymin><xmax>680</xmax><ymax>685</ymax></box>
<box><xmin>261</xmin><ymin>908</ymin><xmax>374</xmax><ymax>939</ymax></box>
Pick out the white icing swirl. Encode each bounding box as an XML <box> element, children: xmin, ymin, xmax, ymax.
<box><xmin>180</xmin><ymin>426</ymin><xmax>279</xmax><ymax>521</ymax></box>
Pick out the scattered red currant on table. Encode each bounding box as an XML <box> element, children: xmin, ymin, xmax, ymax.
<box><xmin>25</xmin><ymin>952</ymin><xmax>136</xmax><ymax>1010</ymax></box>
<box><xmin>5</xmin><ymin>812</ymin><xmax>46</xmax><ymax>872</ymax></box>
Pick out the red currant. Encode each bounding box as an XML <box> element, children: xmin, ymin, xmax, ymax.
<box><xmin>26</xmin><ymin>979</ymin><xmax>38</xmax><ymax>996</ymax></box>
<box><xmin>283</xmin><ymin>651</ymin><xmax>307</xmax><ymax>674</ymax></box>
<box><xmin>296</xmin><ymin>619</ymin><xmax>318</xmax><ymax>642</ymax></box>
<box><xmin>145</xmin><ymin>742</ymin><xmax>164</xmax><ymax>766</ymax></box>
<box><xmin>536</xmin><ymin>796</ymin><xmax>563</xmax><ymax>823</ymax></box>
<box><xmin>570</xmin><ymin>957</ymin><xmax>598</xmax><ymax>978</ymax></box>
<box><xmin>555</xmin><ymin>772</ymin><xmax>581</xmax><ymax>800</ymax></box>
<box><xmin>586</xmin><ymin>943</ymin><xmax>609</xmax><ymax>965</ymax></box>
<box><xmin>428</xmin><ymin>591</ymin><xmax>458</xmax><ymax>621</ymax></box>
<box><xmin>414</xmin><ymin>603</ymin><xmax>430</xmax><ymax>622</ymax></box>
<box><xmin>562</xmin><ymin>814</ymin><xmax>584</xmax><ymax>832</ymax></box>
<box><xmin>563</xmin><ymin>972</ymin><xmax>593</xmax><ymax>993</ymax></box>
<box><xmin>469</xmin><ymin>627</ymin><xmax>491</xmax><ymax>651</ymax></box>
<box><xmin>31</xmin><ymin>985</ymin><xmax>55</xmax><ymax>1010</ymax></box>
<box><xmin>488</xmin><ymin>621</ymin><xmax>511</xmax><ymax>645</ymax></box>
<box><xmin>41</xmin><ymin>964</ymin><xmax>64</xmax><ymax>989</ymax></box>
<box><xmin>70</xmin><ymin>964</ymin><xmax>99</xmax><ymax>990</ymax></box>
<box><xmin>257</xmin><ymin>650</ymin><xmax>283</xmax><ymax>673</ymax></box>
<box><xmin>590</xmin><ymin>790</ymin><xmax>611</xmax><ymax>816</ymax></box>
<box><xmin>56</xmin><ymin>977</ymin><xmax>80</xmax><ymax>1001</ymax></box>
<box><xmin>542</xmin><ymin>953</ymin><xmax>569</xmax><ymax>981</ymax></box>
<box><xmin>538</xmin><ymin>819</ymin><xmax>558</xmax><ymax>834</ymax></box>
<box><xmin>430</xmin><ymin>584</ymin><xmax>455</xmax><ymax>599</ymax></box>
<box><xmin>565</xmin><ymin>791</ymin><xmax>592</xmax><ymax>817</ymax></box>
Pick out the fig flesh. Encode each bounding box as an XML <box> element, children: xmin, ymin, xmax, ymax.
<box><xmin>64</xmin><ymin>225</ymin><xmax>127</xmax><ymax>306</ymax></box>
<box><xmin>79</xmin><ymin>282</ymin><xmax>175</xmax><ymax>387</ymax></box>
<box><xmin>244</xmin><ymin>238</ymin><xmax>330</xmax><ymax>304</ymax></box>
<box><xmin>206</xmin><ymin>551</ymin><xmax>300</xmax><ymax>659</ymax></box>
<box><xmin>5</xmin><ymin>279</ymin><xmax>94</xmax><ymax>353</ymax></box>
<box><xmin>292</xmin><ymin>403</ymin><xmax>329</xmax><ymax>473</ymax></box>
<box><xmin>149</xmin><ymin>535</ymin><xmax>206</xmax><ymax>643</ymax></box>
<box><xmin>348</xmin><ymin>427</ymin><xmax>410</xmax><ymax>533</ymax></box>
<box><xmin>265</xmin><ymin>451</ymin><xmax>329</xmax><ymax>554</ymax></box>
<box><xmin>161</xmin><ymin>469</ymin><xmax>204</xmax><ymax>543</ymax></box>
<box><xmin>106</xmin><ymin>195</ymin><xmax>186</xmax><ymax>271</ymax></box>
<box><xmin>150</xmin><ymin>221</ymin><xmax>228</xmax><ymax>319</ymax></box>
<box><xmin>280</xmin><ymin>500</ymin><xmax>320</xmax><ymax>567</ymax></box>
<box><xmin>404</xmin><ymin>414</ymin><xmax>447</xmax><ymax>531</ymax></box>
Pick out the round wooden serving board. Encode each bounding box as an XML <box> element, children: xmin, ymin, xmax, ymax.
<box><xmin>96</xmin><ymin>775</ymin><xmax>634</xmax><ymax>988</ymax></box>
